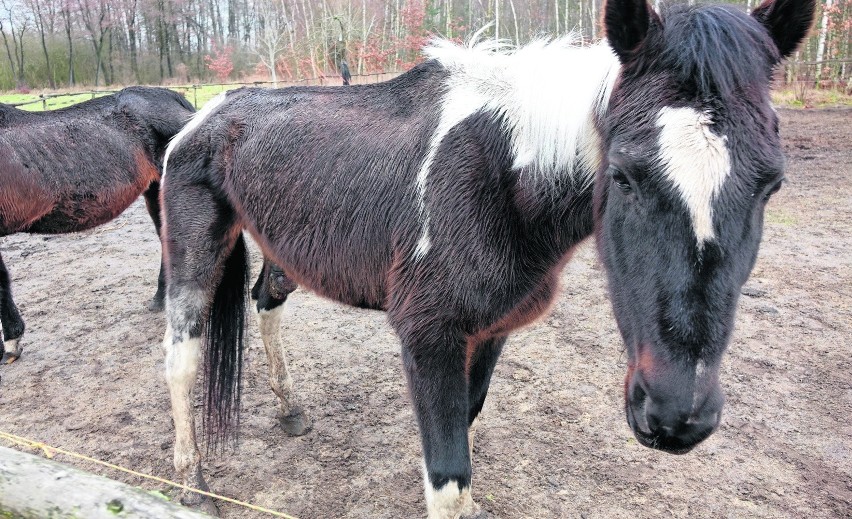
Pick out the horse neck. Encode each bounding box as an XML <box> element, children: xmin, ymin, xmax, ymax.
<box><xmin>511</xmin><ymin>160</ymin><xmax>598</xmax><ymax>259</ymax></box>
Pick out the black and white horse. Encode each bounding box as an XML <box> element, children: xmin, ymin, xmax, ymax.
<box><xmin>0</xmin><ymin>87</ymin><xmax>195</xmax><ymax>363</ymax></box>
<box><xmin>159</xmin><ymin>0</ymin><xmax>814</xmax><ymax>515</ymax></box>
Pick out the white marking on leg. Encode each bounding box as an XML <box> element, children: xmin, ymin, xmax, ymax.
<box><xmin>4</xmin><ymin>338</ymin><xmax>20</xmax><ymax>357</ymax></box>
<box><xmin>163</xmin><ymin>92</ymin><xmax>228</xmax><ymax>177</ymax></box>
<box><xmin>422</xmin><ymin>461</ymin><xmax>478</xmax><ymax>519</ymax></box>
<box><xmin>425</xmin><ymin>480</ymin><xmax>477</xmax><ymax>519</ymax></box>
<box><xmin>656</xmin><ymin>107</ymin><xmax>731</xmax><ymax>246</ymax></box>
<box><xmin>163</xmin><ymin>325</ymin><xmax>202</xmax><ymax>478</ymax></box>
<box><xmin>257</xmin><ymin>304</ymin><xmax>300</xmax><ymax>414</ymax></box>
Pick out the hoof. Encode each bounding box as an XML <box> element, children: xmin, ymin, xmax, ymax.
<box><xmin>2</xmin><ymin>340</ymin><xmax>21</xmax><ymax>364</ymax></box>
<box><xmin>180</xmin><ymin>492</ymin><xmax>219</xmax><ymax>517</ymax></box>
<box><xmin>462</xmin><ymin>507</ymin><xmax>493</xmax><ymax>519</ymax></box>
<box><xmin>147</xmin><ymin>296</ymin><xmax>166</xmax><ymax>312</ymax></box>
<box><xmin>278</xmin><ymin>407</ymin><xmax>312</xmax><ymax>436</ymax></box>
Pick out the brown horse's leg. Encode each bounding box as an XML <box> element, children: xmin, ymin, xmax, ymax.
<box><xmin>143</xmin><ymin>182</ymin><xmax>166</xmax><ymax>312</ymax></box>
<box><xmin>0</xmin><ymin>251</ymin><xmax>26</xmax><ymax>364</ymax></box>
<box><xmin>252</xmin><ymin>258</ymin><xmax>309</xmax><ymax>435</ymax></box>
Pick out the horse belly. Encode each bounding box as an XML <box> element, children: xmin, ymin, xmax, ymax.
<box><xmin>0</xmin><ymin>153</ymin><xmax>54</xmax><ymax>234</ymax></box>
<box><xmin>26</xmin><ymin>150</ymin><xmax>158</xmax><ymax>234</ymax></box>
<box><xmin>231</xmin><ymin>176</ymin><xmax>401</xmax><ymax>310</ymax></box>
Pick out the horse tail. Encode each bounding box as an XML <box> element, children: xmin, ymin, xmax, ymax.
<box><xmin>203</xmin><ymin>231</ymin><xmax>250</xmax><ymax>448</ymax></box>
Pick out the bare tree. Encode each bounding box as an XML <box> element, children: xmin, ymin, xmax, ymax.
<box><xmin>254</xmin><ymin>0</ymin><xmax>290</xmax><ymax>86</ymax></box>
<box><xmin>27</xmin><ymin>0</ymin><xmax>58</xmax><ymax>87</ymax></box>
<box><xmin>77</xmin><ymin>0</ymin><xmax>110</xmax><ymax>86</ymax></box>
<box><xmin>815</xmin><ymin>0</ymin><xmax>834</xmax><ymax>82</ymax></box>
<box><xmin>1</xmin><ymin>0</ymin><xmax>28</xmax><ymax>88</ymax></box>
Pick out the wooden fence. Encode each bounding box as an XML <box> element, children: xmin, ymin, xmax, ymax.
<box><xmin>0</xmin><ymin>445</ymin><xmax>212</xmax><ymax>518</ymax></box>
<box><xmin>7</xmin><ymin>71</ymin><xmax>401</xmax><ymax>110</ymax></box>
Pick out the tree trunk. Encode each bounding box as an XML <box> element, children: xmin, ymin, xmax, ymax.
<box><xmin>33</xmin><ymin>0</ymin><xmax>56</xmax><ymax>88</ymax></box>
<box><xmin>509</xmin><ymin>0</ymin><xmax>519</xmax><ymax>44</ymax></box>
<box><xmin>61</xmin><ymin>8</ymin><xmax>74</xmax><ymax>85</ymax></box>
<box><xmin>554</xmin><ymin>0</ymin><xmax>559</xmax><ymax>34</ymax></box>
<box><xmin>815</xmin><ymin>0</ymin><xmax>833</xmax><ymax>83</ymax></box>
<box><xmin>494</xmin><ymin>0</ymin><xmax>499</xmax><ymax>41</ymax></box>
<box><xmin>127</xmin><ymin>0</ymin><xmax>139</xmax><ymax>82</ymax></box>
<box><xmin>0</xmin><ymin>20</ymin><xmax>18</xmax><ymax>85</ymax></box>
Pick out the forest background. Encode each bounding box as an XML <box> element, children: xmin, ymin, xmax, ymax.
<box><xmin>0</xmin><ymin>0</ymin><xmax>850</xmax><ymax>100</ymax></box>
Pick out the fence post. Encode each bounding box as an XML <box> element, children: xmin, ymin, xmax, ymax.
<box><xmin>193</xmin><ymin>85</ymin><xmax>198</xmax><ymax>108</ymax></box>
<box><xmin>40</xmin><ymin>94</ymin><xmax>47</xmax><ymax>111</ymax></box>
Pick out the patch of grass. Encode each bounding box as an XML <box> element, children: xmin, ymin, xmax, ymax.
<box><xmin>1</xmin><ymin>84</ymin><xmax>252</xmax><ymax>111</ymax></box>
<box><xmin>765</xmin><ymin>208</ymin><xmax>797</xmax><ymax>226</ymax></box>
<box><xmin>0</xmin><ymin>92</ymin><xmax>118</xmax><ymax>111</ymax></box>
<box><xmin>772</xmin><ymin>87</ymin><xmax>852</xmax><ymax>108</ymax></box>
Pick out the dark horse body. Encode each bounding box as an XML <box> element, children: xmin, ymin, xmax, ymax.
<box><xmin>0</xmin><ymin>87</ymin><xmax>195</xmax><ymax>361</ymax></box>
<box><xmin>160</xmin><ymin>0</ymin><xmax>814</xmax><ymax>516</ymax></box>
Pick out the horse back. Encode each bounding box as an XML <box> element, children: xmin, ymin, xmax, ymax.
<box><xmin>181</xmin><ymin>75</ymin><xmax>446</xmax><ymax>309</ymax></box>
<box><xmin>0</xmin><ymin>118</ymin><xmax>159</xmax><ymax>234</ymax></box>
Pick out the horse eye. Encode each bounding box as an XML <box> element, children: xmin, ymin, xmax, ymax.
<box><xmin>610</xmin><ymin>168</ymin><xmax>632</xmax><ymax>193</ymax></box>
<box><xmin>764</xmin><ymin>177</ymin><xmax>785</xmax><ymax>201</ymax></box>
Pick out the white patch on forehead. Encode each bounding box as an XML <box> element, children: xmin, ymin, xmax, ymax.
<box><xmin>656</xmin><ymin>107</ymin><xmax>731</xmax><ymax>246</ymax></box>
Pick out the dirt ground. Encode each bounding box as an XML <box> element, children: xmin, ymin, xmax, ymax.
<box><xmin>0</xmin><ymin>107</ymin><xmax>850</xmax><ymax>519</ymax></box>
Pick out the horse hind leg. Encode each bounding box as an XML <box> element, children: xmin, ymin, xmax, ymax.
<box><xmin>143</xmin><ymin>182</ymin><xmax>166</xmax><ymax>312</ymax></box>
<box><xmin>0</xmin><ymin>251</ymin><xmax>26</xmax><ymax>364</ymax></box>
<box><xmin>161</xmin><ymin>182</ymin><xmax>245</xmax><ymax>516</ymax></box>
<box><xmin>253</xmin><ymin>257</ymin><xmax>310</xmax><ymax>436</ymax></box>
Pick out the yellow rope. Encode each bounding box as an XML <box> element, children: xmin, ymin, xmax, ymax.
<box><xmin>0</xmin><ymin>430</ymin><xmax>299</xmax><ymax>519</ymax></box>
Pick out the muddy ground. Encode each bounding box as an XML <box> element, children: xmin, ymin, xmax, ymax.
<box><xmin>0</xmin><ymin>108</ymin><xmax>850</xmax><ymax>519</ymax></box>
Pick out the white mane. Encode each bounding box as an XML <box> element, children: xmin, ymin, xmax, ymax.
<box><xmin>412</xmin><ymin>35</ymin><xmax>620</xmax><ymax>259</ymax></box>
<box><xmin>423</xmin><ymin>34</ymin><xmax>620</xmax><ymax>186</ymax></box>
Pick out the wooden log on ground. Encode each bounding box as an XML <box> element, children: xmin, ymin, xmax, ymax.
<box><xmin>0</xmin><ymin>445</ymin><xmax>212</xmax><ymax>518</ymax></box>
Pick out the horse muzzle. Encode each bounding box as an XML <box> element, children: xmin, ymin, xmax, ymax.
<box><xmin>624</xmin><ymin>360</ymin><xmax>724</xmax><ymax>454</ymax></box>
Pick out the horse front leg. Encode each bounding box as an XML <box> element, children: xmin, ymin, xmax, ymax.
<box><xmin>466</xmin><ymin>337</ymin><xmax>506</xmax><ymax>461</ymax></box>
<box><xmin>252</xmin><ymin>257</ymin><xmax>310</xmax><ymax>436</ymax></box>
<box><xmin>398</xmin><ymin>321</ymin><xmax>484</xmax><ymax>519</ymax></box>
<box><xmin>143</xmin><ymin>182</ymin><xmax>166</xmax><ymax>312</ymax></box>
<box><xmin>0</xmin><ymin>251</ymin><xmax>25</xmax><ymax>364</ymax></box>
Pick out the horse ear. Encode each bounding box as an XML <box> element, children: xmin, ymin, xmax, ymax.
<box><xmin>751</xmin><ymin>0</ymin><xmax>816</xmax><ymax>59</ymax></box>
<box><xmin>604</xmin><ymin>0</ymin><xmax>660</xmax><ymax>63</ymax></box>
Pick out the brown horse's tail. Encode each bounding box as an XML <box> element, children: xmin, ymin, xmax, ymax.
<box><xmin>203</xmin><ymin>232</ymin><xmax>250</xmax><ymax>449</ymax></box>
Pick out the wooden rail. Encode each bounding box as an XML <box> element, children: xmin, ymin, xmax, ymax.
<box><xmin>0</xmin><ymin>445</ymin><xmax>212</xmax><ymax>518</ymax></box>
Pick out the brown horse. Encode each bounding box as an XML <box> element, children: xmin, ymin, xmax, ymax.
<box><xmin>0</xmin><ymin>87</ymin><xmax>195</xmax><ymax>362</ymax></box>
